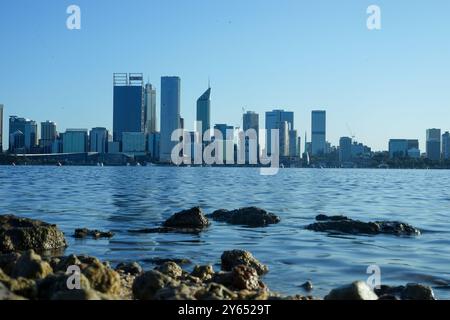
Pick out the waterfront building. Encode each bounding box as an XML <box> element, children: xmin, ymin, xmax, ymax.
<box><xmin>144</xmin><ymin>83</ymin><xmax>157</xmax><ymax>134</ymax></box>
<box><xmin>51</xmin><ymin>139</ymin><xmax>63</xmax><ymax>154</ymax></box>
<box><xmin>311</xmin><ymin>110</ymin><xmax>326</xmax><ymax>156</ymax></box>
<box><xmin>9</xmin><ymin>116</ymin><xmax>37</xmax><ymax>153</ymax></box>
<box><xmin>40</xmin><ymin>121</ymin><xmax>57</xmax><ymax>153</ymax></box>
<box><xmin>113</xmin><ymin>73</ymin><xmax>145</xmax><ymax>143</ymax></box>
<box><xmin>148</xmin><ymin>132</ymin><xmax>160</xmax><ymax>160</ymax></box>
<box><xmin>214</xmin><ymin>124</ymin><xmax>234</xmax><ymax>163</ymax></box>
<box><xmin>389</xmin><ymin>139</ymin><xmax>419</xmax><ymax>158</ymax></box>
<box><xmin>89</xmin><ymin>127</ymin><xmax>108</xmax><ymax>153</ymax></box>
<box><xmin>426</xmin><ymin>129</ymin><xmax>441</xmax><ymax>161</ymax></box>
<box><xmin>160</xmin><ymin>76</ymin><xmax>181</xmax><ymax>163</ymax></box>
<box><xmin>289</xmin><ymin>130</ymin><xmax>298</xmax><ymax>157</ymax></box>
<box><xmin>339</xmin><ymin>137</ymin><xmax>352</xmax><ymax>163</ymax></box>
<box><xmin>122</xmin><ymin>132</ymin><xmax>147</xmax><ymax>155</ymax></box>
<box><xmin>243</xmin><ymin>111</ymin><xmax>259</xmax><ymax>163</ymax></box>
<box><xmin>442</xmin><ymin>131</ymin><xmax>450</xmax><ymax>160</ymax></box>
<box><xmin>196</xmin><ymin>87</ymin><xmax>211</xmax><ymax>141</ymax></box>
<box><xmin>265</xmin><ymin>109</ymin><xmax>294</xmax><ymax>156</ymax></box>
<box><xmin>0</xmin><ymin>104</ymin><xmax>3</xmax><ymax>152</ymax></box>
<box><xmin>108</xmin><ymin>141</ymin><xmax>120</xmax><ymax>154</ymax></box>
<box><xmin>62</xmin><ymin>129</ymin><xmax>88</xmax><ymax>153</ymax></box>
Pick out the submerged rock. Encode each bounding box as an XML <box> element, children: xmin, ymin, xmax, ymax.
<box><xmin>375</xmin><ymin>283</ymin><xmax>435</xmax><ymax>300</ymax></box>
<box><xmin>74</xmin><ymin>228</ymin><xmax>114</xmax><ymax>239</ymax></box>
<box><xmin>207</xmin><ymin>207</ymin><xmax>280</xmax><ymax>227</ymax></box>
<box><xmin>325</xmin><ymin>281</ymin><xmax>378</xmax><ymax>300</ymax></box>
<box><xmin>306</xmin><ymin>214</ymin><xmax>420</xmax><ymax>236</ymax></box>
<box><xmin>221</xmin><ymin>250</ymin><xmax>269</xmax><ymax>275</ymax></box>
<box><xmin>300</xmin><ymin>280</ymin><xmax>313</xmax><ymax>291</ymax></box>
<box><xmin>0</xmin><ymin>215</ymin><xmax>68</xmax><ymax>253</ymax></box>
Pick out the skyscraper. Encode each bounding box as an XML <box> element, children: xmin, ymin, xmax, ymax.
<box><xmin>196</xmin><ymin>87</ymin><xmax>211</xmax><ymax>140</ymax></box>
<box><xmin>113</xmin><ymin>73</ymin><xmax>144</xmax><ymax>143</ymax></box>
<box><xmin>89</xmin><ymin>127</ymin><xmax>109</xmax><ymax>153</ymax></box>
<box><xmin>214</xmin><ymin>124</ymin><xmax>234</xmax><ymax>163</ymax></box>
<box><xmin>63</xmin><ymin>129</ymin><xmax>88</xmax><ymax>153</ymax></box>
<box><xmin>265</xmin><ymin>109</ymin><xmax>294</xmax><ymax>155</ymax></box>
<box><xmin>144</xmin><ymin>83</ymin><xmax>157</xmax><ymax>133</ymax></box>
<box><xmin>339</xmin><ymin>137</ymin><xmax>352</xmax><ymax>162</ymax></box>
<box><xmin>311</xmin><ymin>110</ymin><xmax>326</xmax><ymax>156</ymax></box>
<box><xmin>243</xmin><ymin>111</ymin><xmax>259</xmax><ymax>163</ymax></box>
<box><xmin>0</xmin><ymin>104</ymin><xmax>3</xmax><ymax>152</ymax></box>
<box><xmin>40</xmin><ymin>121</ymin><xmax>57</xmax><ymax>153</ymax></box>
<box><xmin>160</xmin><ymin>76</ymin><xmax>181</xmax><ymax>163</ymax></box>
<box><xmin>289</xmin><ymin>129</ymin><xmax>298</xmax><ymax>157</ymax></box>
<box><xmin>9</xmin><ymin>116</ymin><xmax>37</xmax><ymax>153</ymax></box>
<box><xmin>426</xmin><ymin>128</ymin><xmax>441</xmax><ymax>161</ymax></box>
<box><xmin>442</xmin><ymin>131</ymin><xmax>450</xmax><ymax>160</ymax></box>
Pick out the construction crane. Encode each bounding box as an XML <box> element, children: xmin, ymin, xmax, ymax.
<box><xmin>346</xmin><ymin>123</ymin><xmax>356</xmax><ymax>140</ymax></box>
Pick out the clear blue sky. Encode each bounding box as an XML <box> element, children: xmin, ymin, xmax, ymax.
<box><xmin>1</xmin><ymin>0</ymin><xmax>449</xmax><ymax>152</ymax></box>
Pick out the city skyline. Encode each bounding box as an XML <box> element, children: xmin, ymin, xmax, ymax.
<box><xmin>1</xmin><ymin>1</ymin><xmax>450</xmax><ymax>152</ymax></box>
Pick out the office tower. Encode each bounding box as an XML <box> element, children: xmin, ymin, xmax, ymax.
<box><xmin>279</xmin><ymin>121</ymin><xmax>289</xmax><ymax>157</ymax></box>
<box><xmin>442</xmin><ymin>131</ymin><xmax>450</xmax><ymax>160</ymax></box>
<box><xmin>9</xmin><ymin>116</ymin><xmax>37</xmax><ymax>153</ymax></box>
<box><xmin>122</xmin><ymin>132</ymin><xmax>146</xmax><ymax>154</ymax></box>
<box><xmin>311</xmin><ymin>110</ymin><xmax>326</xmax><ymax>156</ymax></box>
<box><xmin>40</xmin><ymin>121</ymin><xmax>57</xmax><ymax>153</ymax></box>
<box><xmin>297</xmin><ymin>136</ymin><xmax>302</xmax><ymax>157</ymax></box>
<box><xmin>265</xmin><ymin>109</ymin><xmax>294</xmax><ymax>155</ymax></box>
<box><xmin>144</xmin><ymin>83</ymin><xmax>157</xmax><ymax>133</ymax></box>
<box><xmin>243</xmin><ymin>111</ymin><xmax>259</xmax><ymax>163</ymax></box>
<box><xmin>196</xmin><ymin>87</ymin><xmax>211</xmax><ymax>140</ymax></box>
<box><xmin>288</xmin><ymin>129</ymin><xmax>298</xmax><ymax>157</ymax></box>
<box><xmin>160</xmin><ymin>76</ymin><xmax>181</xmax><ymax>163</ymax></box>
<box><xmin>89</xmin><ymin>127</ymin><xmax>109</xmax><ymax>153</ymax></box>
<box><xmin>63</xmin><ymin>129</ymin><xmax>88</xmax><ymax>153</ymax></box>
<box><xmin>426</xmin><ymin>129</ymin><xmax>441</xmax><ymax>161</ymax></box>
<box><xmin>0</xmin><ymin>104</ymin><xmax>3</xmax><ymax>152</ymax></box>
<box><xmin>148</xmin><ymin>132</ymin><xmax>161</xmax><ymax>160</ymax></box>
<box><xmin>339</xmin><ymin>137</ymin><xmax>352</xmax><ymax>162</ymax></box>
<box><xmin>113</xmin><ymin>73</ymin><xmax>145</xmax><ymax>143</ymax></box>
<box><xmin>214</xmin><ymin>124</ymin><xmax>234</xmax><ymax>163</ymax></box>
<box><xmin>389</xmin><ymin>139</ymin><xmax>408</xmax><ymax>158</ymax></box>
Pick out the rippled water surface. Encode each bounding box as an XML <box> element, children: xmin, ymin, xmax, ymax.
<box><xmin>1</xmin><ymin>166</ymin><xmax>450</xmax><ymax>298</ymax></box>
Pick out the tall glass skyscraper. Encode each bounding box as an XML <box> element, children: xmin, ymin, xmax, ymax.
<box><xmin>9</xmin><ymin>116</ymin><xmax>37</xmax><ymax>153</ymax></box>
<box><xmin>243</xmin><ymin>111</ymin><xmax>259</xmax><ymax>163</ymax></box>
<box><xmin>443</xmin><ymin>131</ymin><xmax>450</xmax><ymax>160</ymax></box>
<box><xmin>144</xmin><ymin>83</ymin><xmax>157</xmax><ymax>134</ymax></box>
<box><xmin>265</xmin><ymin>109</ymin><xmax>294</xmax><ymax>156</ymax></box>
<box><xmin>113</xmin><ymin>73</ymin><xmax>144</xmax><ymax>143</ymax></box>
<box><xmin>196</xmin><ymin>87</ymin><xmax>211</xmax><ymax>140</ymax></box>
<box><xmin>311</xmin><ymin>110</ymin><xmax>326</xmax><ymax>156</ymax></box>
<box><xmin>0</xmin><ymin>104</ymin><xmax>3</xmax><ymax>152</ymax></box>
<box><xmin>426</xmin><ymin>128</ymin><xmax>441</xmax><ymax>161</ymax></box>
<box><xmin>40</xmin><ymin>120</ymin><xmax>57</xmax><ymax>153</ymax></box>
<box><xmin>160</xmin><ymin>76</ymin><xmax>181</xmax><ymax>163</ymax></box>
<box><xmin>89</xmin><ymin>127</ymin><xmax>109</xmax><ymax>153</ymax></box>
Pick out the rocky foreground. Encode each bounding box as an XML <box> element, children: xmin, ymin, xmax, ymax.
<box><xmin>0</xmin><ymin>210</ymin><xmax>435</xmax><ymax>300</ymax></box>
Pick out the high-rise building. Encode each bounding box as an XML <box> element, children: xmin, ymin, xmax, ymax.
<box><xmin>9</xmin><ymin>116</ymin><xmax>37</xmax><ymax>153</ymax></box>
<box><xmin>288</xmin><ymin>129</ymin><xmax>298</xmax><ymax>157</ymax></box>
<box><xmin>0</xmin><ymin>104</ymin><xmax>3</xmax><ymax>152</ymax></box>
<box><xmin>279</xmin><ymin>121</ymin><xmax>290</xmax><ymax>157</ymax></box>
<box><xmin>144</xmin><ymin>83</ymin><xmax>157</xmax><ymax>133</ymax></box>
<box><xmin>89</xmin><ymin>127</ymin><xmax>109</xmax><ymax>153</ymax></box>
<box><xmin>388</xmin><ymin>139</ymin><xmax>419</xmax><ymax>158</ymax></box>
<box><xmin>243</xmin><ymin>111</ymin><xmax>259</xmax><ymax>163</ymax></box>
<box><xmin>40</xmin><ymin>121</ymin><xmax>57</xmax><ymax>153</ymax></box>
<box><xmin>442</xmin><ymin>131</ymin><xmax>450</xmax><ymax>160</ymax></box>
<box><xmin>214</xmin><ymin>124</ymin><xmax>234</xmax><ymax>163</ymax></box>
<box><xmin>196</xmin><ymin>87</ymin><xmax>211</xmax><ymax>140</ymax></box>
<box><xmin>122</xmin><ymin>132</ymin><xmax>147</xmax><ymax>155</ymax></box>
<box><xmin>339</xmin><ymin>137</ymin><xmax>352</xmax><ymax>163</ymax></box>
<box><xmin>160</xmin><ymin>76</ymin><xmax>181</xmax><ymax>163</ymax></box>
<box><xmin>426</xmin><ymin>129</ymin><xmax>441</xmax><ymax>161</ymax></box>
<box><xmin>311</xmin><ymin>110</ymin><xmax>326</xmax><ymax>156</ymax></box>
<box><xmin>265</xmin><ymin>109</ymin><xmax>294</xmax><ymax>156</ymax></box>
<box><xmin>63</xmin><ymin>129</ymin><xmax>88</xmax><ymax>153</ymax></box>
<box><xmin>113</xmin><ymin>73</ymin><xmax>144</xmax><ymax>143</ymax></box>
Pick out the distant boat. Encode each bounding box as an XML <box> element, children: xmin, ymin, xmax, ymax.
<box><xmin>57</xmin><ymin>162</ymin><xmax>62</xmax><ymax>167</ymax></box>
<box><xmin>11</xmin><ymin>162</ymin><xmax>16</xmax><ymax>166</ymax></box>
<box><xmin>136</xmin><ymin>162</ymin><xmax>141</xmax><ymax>166</ymax></box>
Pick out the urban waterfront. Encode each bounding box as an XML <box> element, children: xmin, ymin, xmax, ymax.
<box><xmin>1</xmin><ymin>166</ymin><xmax>450</xmax><ymax>299</ymax></box>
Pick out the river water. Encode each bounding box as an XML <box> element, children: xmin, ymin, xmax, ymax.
<box><xmin>1</xmin><ymin>166</ymin><xmax>450</xmax><ymax>298</ymax></box>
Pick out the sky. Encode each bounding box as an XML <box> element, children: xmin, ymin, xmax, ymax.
<box><xmin>1</xmin><ymin>0</ymin><xmax>449</xmax><ymax>152</ymax></box>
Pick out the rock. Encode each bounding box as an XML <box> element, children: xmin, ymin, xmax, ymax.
<box><xmin>325</xmin><ymin>281</ymin><xmax>378</xmax><ymax>300</ymax></box>
<box><xmin>0</xmin><ymin>268</ymin><xmax>37</xmax><ymax>299</ymax></box>
<box><xmin>221</xmin><ymin>250</ymin><xmax>269</xmax><ymax>275</ymax></box>
<box><xmin>0</xmin><ymin>252</ymin><xmax>21</xmax><ymax>275</ymax></box>
<box><xmin>81</xmin><ymin>259</ymin><xmax>122</xmax><ymax>295</ymax></box>
<box><xmin>0</xmin><ymin>215</ymin><xmax>67</xmax><ymax>253</ymax></box>
<box><xmin>153</xmin><ymin>284</ymin><xmax>200</xmax><ymax>300</ymax></box>
<box><xmin>401</xmin><ymin>283</ymin><xmax>435</xmax><ymax>300</ymax></box>
<box><xmin>300</xmin><ymin>280</ymin><xmax>313</xmax><ymax>291</ymax></box>
<box><xmin>0</xmin><ymin>282</ymin><xmax>26</xmax><ymax>300</ymax></box>
<box><xmin>50</xmin><ymin>288</ymin><xmax>105</xmax><ymax>300</ymax></box>
<box><xmin>191</xmin><ymin>265</ymin><xmax>215</xmax><ymax>281</ymax></box>
<box><xmin>155</xmin><ymin>262</ymin><xmax>183</xmax><ymax>279</ymax></box>
<box><xmin>143</xmin><ymin>257</ymin><xmax>192</xmax><ymax>266</ymax></box>
<box><xmin>207</xmin><ymin>207</ymin><xmax>280</xmax><ymax>227</ymax></box>
<box><xmin>163</xmin><ymin>207</ymin><xmax>210</xmax><ymax>230</ymax></box>
<box><xmin>210</xmin><ymin>271</ymin><xmax>233</xmax><ymax>287</ymax></box>
<box><xmin>115</xmin><ymin>262</ymin><xmax>143</xmax><ymax>276</ymax></box>
<box><xmin>74</xmin><ymin>228</ymin><xmax>114</xmax><ymax>239</ymax></box>
<box><xmin>195</xmin><ymin>283</ymin><xmax>237</xmax><ymax>300</ymax></box>
<box><xmin>306</xmin><ymin>215</ymin><xmax>420</xmax><ymax>236</ymax></box>
<box><xmin>54</xmin><ymin>254</ymin><xmax>82</xmax><ymax>273</ymax></box>
<box><xmin>37</xmin><ymin>272</ymin><xmax>92</xmax><ymax>300</ymax></box>
<box><xmin>231</xmin><ymin>265</ymin><xmax>261</xmax><ymax>291</ymax></box>
<box><xmin>132</xmin><ymin>270</ymin><xmax>176</xmax><ymax>300</ymax></box>
<box><xmin>12</xmin><ymin>250</ymin><xmax>53</xmax><ymax>280</ymax></box>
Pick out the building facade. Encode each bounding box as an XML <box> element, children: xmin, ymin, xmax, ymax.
<box><xmin>144</xmin><ymin>83</ymin><xmax>157</xmax><ymax>134</ymax></box>
<box><xmin>196</xmin><ymin>87</ymin><xmax>211</xmax><ymax>141</ymax></box>
<box><xmin>89</xmin><ymin>127</ymin><xmax>109</xmax><ymax>153</ymax></box>
<box><xmin>40</xmin><ymin>121</ymin><xmax>57</xmax><ymax>153</ymax></box>
<box><xmin>63</xmin><ymin>129</ymin><xmax>88</xmax><ymax>153</ymax></box>
<box><xmin>442</xmin><ymin>131</ymin><xmax>450</xmax><ymax>160</ymax></box>
<box><xmin>214</xmin><ymin>124</ymin><xmax>234</xmax><ymax>163</ymax></box>
<box><xmin>243</xmin><ymin>111</ymin><xmax>259</xmax><ymax>163</ymax></box>
<box><xmin>9</xmin><ymin>116</ymin><xmax>37</xmax><ymax>153</ymax></box>
<box><xmin>265</xmin><ymin>109</ymin><xmax>294</xmax><ymax>156</ymax></box>
<box><xmin>426</xmin><ymin>129</ymin><xmax>441</xmax><ymax>161</ymax></box>
<box><xmin>311</xmin><ymin>110</ymin><xmax>326</xmax><ymax>156</ymax></box>
<box><xmin>339</xmin><ymin>137</ymin><xmax>352</xmax><ymax>163</ymax></box>
<box><xmin>122</xmin><ymin>132</ymin><xmax>146</xmax><ymax>155</ymax></box>
<box><xmin>113</xmin><ymin>73</ymin><xmax>145</xmax><ymax>143</ymax></box>
<box><xmin>160</xmin><ymin>76</ymin><xmax>181</xmax><ymax>163</ymax></box>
